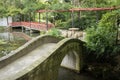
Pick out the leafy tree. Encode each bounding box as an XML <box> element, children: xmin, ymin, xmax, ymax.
<box><xmin>85</xmin><ymin>10</ymin><xmax>120</xmax><ymax>60</ymax></box>
<box><xmin>49</xmin><ymin>2</ymin><xmax>72</xmax><ymax>10</ymax></box>
<box><xmin>47</xmin><ymin>2</ymin><xmax>73</xmax><ymax>27</ymax></box>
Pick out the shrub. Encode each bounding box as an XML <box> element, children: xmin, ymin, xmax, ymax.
<box><xmin>85</xmin><ymin>10</ymin><xmax>120</xmax><ymax>59</ymax></box>
<box><xmin>46</xmin><ymin>28</ymin><xmax>62</xmax><ymax>38</ymax></box>
<box><xmin>64</xmin><ymin>16</ymin><xmax>97</xmax><ymax>30</ymax></box>
<box><xmin>0</xmin><ymin>39</ymin><xmax>6</xmax><ymax>45</ymax></box>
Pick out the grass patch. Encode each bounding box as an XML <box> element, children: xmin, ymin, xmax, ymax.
<box><xmin>0</xmin><ymin>26</ymin><xmax>6</xmax><ymax>32</ymax></box>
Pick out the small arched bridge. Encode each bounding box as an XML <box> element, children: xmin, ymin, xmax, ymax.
<box><xmin>0</xmin><ymin>35</ymin><xmax>84</xmax><ymax>80</ymax></box>
<box><xmin>9</xmin><ymin>22</ymin><xmax>54</xmax><ymax>31</ymax></box>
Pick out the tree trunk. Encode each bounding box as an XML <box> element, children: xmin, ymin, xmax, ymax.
<box><xmin>7</xmin><ymin>16</ymin><xmax>9</xmax><ymax>26</ymax></box>
<box><xmin>39</xmin><ymin>13</ymin><xmax>40</xmax><ymax>23</ymax></box>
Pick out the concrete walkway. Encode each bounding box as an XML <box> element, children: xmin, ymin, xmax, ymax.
<box><xmin>0</xmin><ymin>43</ymin><xmax>56</xmax><ymax>80</ymax></box>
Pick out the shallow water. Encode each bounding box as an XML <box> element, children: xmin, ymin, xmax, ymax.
<box><xmin>12</xmin><ymin>28</ymin><xmax>40</xmax><ymax>37</ymax></box>
<box><xmin>58</xmin><ymin>67</ymin><xmax>97</xmax><ymax>80</ymax></box>
<box><xmin>0</xmin><ymin>31</ymin><xmax>27</xmax><ymax>57</ymax></box>
<box><xmin>0</xmin><ymin>27</ymin><xmax>40</xmax><ymax>57</ymax></box>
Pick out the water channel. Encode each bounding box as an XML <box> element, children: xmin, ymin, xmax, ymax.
<box><xmin>0</xmin><ymin>30</ymin><xmax>26</xmax><ymax>57</ymax></box>
<box><xmin>58</xmin><ymin>67</ymin><xmax>98</xmax><ymax>80</ymax></box>
<box><xmin>0</xmin><ymin>27</ymin><xmax>98</xmax><ymax>80</ymax></box>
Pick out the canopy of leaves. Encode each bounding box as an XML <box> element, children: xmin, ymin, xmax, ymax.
<box><xmin>49</xmin><ymin>2</ymin><xmax>72</xmax><ymax>10</ymax></box>
<box><xmin>64</xmin><ymin>15</ymin><xmax>97</xmax><ymax>30</ymax></box>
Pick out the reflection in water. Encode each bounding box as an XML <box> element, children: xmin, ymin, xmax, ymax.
<box><xmin>0</xmin><ymin>32</ymin><xmax>14</xmax><ymax>41</ymax></box>
<box><xmin>0</xmin><ymin>32</ymin><xmax>27</xmax><ymax>42</ymax></box>
<box><xmin>12</xmin><ymin>28</ymin><xmax>40</xmax><ymax>37</ymax></box>
<box><xmin>0</xmin><ymin>27</ymin><xmax>40</xmax><ymax>58</ymax></box>
<box><xmin>58</xmin><ymin>67</ymin><xmax>97</xmax><ymax>80</ymax></box>
<box><xmin>0</xmin><ymin>32</ymin><xmax>27</xmax><ymax>57</ymax></box>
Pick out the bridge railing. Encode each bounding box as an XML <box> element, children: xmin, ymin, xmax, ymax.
<box><xmin>9</xmin><ymin>22</ymin><xmax>21</xmax><ymax>27</ymax></box>
<box><xmin>9</xmin><ymin>22</ymin><xmax>54</xmax><ymax>31</ymax></box>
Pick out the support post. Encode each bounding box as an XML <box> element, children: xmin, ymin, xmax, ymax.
<box><xmin>24</xmin><ymin>15</ymin><xmax>25</xmax><ymax>22</ymax></box>
<box><xmin>7</xmin><ymin>16</ymin><xmax>9</xmax><ymax>26</ymax></box>
<box><xmin>78</xmin><ymin>11</ymin><xmax>81</xmax><ymax>29</ymax></box>
<box><xmin>96</xmin><ymin>11</ymin><xmax>99</xmax><ymax>23</ymax></box>
<box><xmin>22</xmin><ymin>26</ymin><xmax>24</xmax><ymax>32</ymax></box>
<box><xmin>116</xmin><ymin>16</ymin><xmax>120</xmax><ymax>44</ymax></box>
<box><xmin>71</xmin><ymin>10</ymin><xmax>74</xmax><ymax>28</ymax></box>
<box><xmin>39</xmin><ymin>13</ymin><xmax>40</xmax><ymax>23</ymax></box>
<box><xmin>52</xmin><ymin>12</ymin><xmax>55</xmax><ymax>25</ymax></box>
<box><xmin>29</xmin><ymin>12</ymin><xmax>31</xmax><ymax>28</ymax></box>
<box><xmin>34</xmin><ymin>12</ymin><xmax>35</xmax><ymax>21</ymax></box>
<box><xmin>29</xmin><ymin>12</ymin><xmax>32</xmax><ymax>35</ymax></box>
<box><xmin>46</xmin><ymin>11</ymin><xmax>48</xmax><ymax>30</ymax></box>
<box><xmin>78</xmin><ymin>11</ymin><xmax>81</xmax><ymax>21</ymax></box>
<box><xmin>20</xmin><ymin>14</ymin><xmax>21</xmax><ymax>25</ymax></box>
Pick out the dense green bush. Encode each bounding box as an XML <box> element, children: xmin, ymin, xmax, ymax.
<box><xmin>46</xmin><ymin>28</ymin><xmax>62</xmax><ymax>38</ymax></box>
<box><xmin>0</xmin><ymin>39</ymin><xmax>6</xmax><ymax>45</ymax></box>
<box><xmin>0</xmin><ymin>27</ymin><xmax>5</xmax><ymax>32</ymax></box>
<box><xmin>63</xmin><ymin>15</ymin><xmax>97</xmax><ymax>30</ymax></box>
<box><xmin>85</xmin><ymin>10</ymin><xmax>120</xmax><ymax>59</ymax></box>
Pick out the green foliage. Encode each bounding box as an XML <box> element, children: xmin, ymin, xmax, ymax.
<box><xmin>63</xmin><ymin>15</ymin><xmax>97</xmax><ymax>30</ymax></box>
<box><xmin>0</xmin><ymin>38</ymin><xmax>26</xmax><ymax>57</ymax></box>
<box><xmin>79</xmin><ymin>0</ymin><xmax>113</xmax><ymax>8</ymax></box>
<box><xmin>40</xmin><ymin>31</ymin><xmax>46</xmax><ymax>35</ymax></box>
<box><xmin>46</xmin><ymin>28</ymin><xmax>61</xmax><ymax>38</ymax></box>
<box><xmin>55</xmin><ymin>20</ymin><xmax>67</xmax><ymax>29</ymax></box>
<box><xmin>0</xmin><ymin>0</ymin><xmax>119</xmax><ymax>18</ymax></box>
<box><xmin>47</xmin><ymin>2</ymin><xmax>72</xmax><ymax>26</ymax></box>
<box><xmin>109</xmin><ymin>0</ymin><xmax>120</xmax><ymax>6</ymax></box>
<box><xmin>98</xmin><ymin>11</ymin><xmax>118</xmax><ymax>29</ymax></box>
<box><xmin>85</xmin><ymin>10</ymin><xmax>120</xmax><ymax>58</ymax></box>
<box><xmin>0</xmin><ymin>40</ymin><xmax>6</xmax><ymax>45</ymax></box>
<box><xmin>0</xmin><ymin>7</ymin><xmax>7</xmax><ymax>17</ymax></box>
<box><xmin>7</xmin><ymin>6</ymin><xmax>22</xmax><ymax>16</ymax></box>
<box><xmin>0</xmin><ymin>27</ymin><xmax>5</xmax><ymax>32</ymax></box>
<box><xmin>49</xmin><ymin>2</ymin><xmax>72</xmax><ymax>10</ymax></box>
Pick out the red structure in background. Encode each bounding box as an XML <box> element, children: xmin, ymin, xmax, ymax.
<box><xmin>37</xmin><ymin>6</ymin><xmax>120</xmax><ymax>13</ymax></box>
<box><xmin>9</xmin><ymin>22</ymin><xmax>54</xmax><ymax>31</ymax></box>
<box><xmin>9</xmin><ymin>6</ymin><xmax>120</xmax><ymax>31</ymax></box>
<box><xmin>37</xmin><ymin>6</ymin><xmax>120</xmax><ymax>28</ymax></box>
<box><xmin>69</xmin><ymin>6</ymin><xmax>120</xmax><ymax>11</ymax></box>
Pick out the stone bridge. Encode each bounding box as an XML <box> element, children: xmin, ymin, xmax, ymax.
<box><xmin>0</xmin><ymin>35</ymin><xmax>84</xmax><ymax>80</ymax></box>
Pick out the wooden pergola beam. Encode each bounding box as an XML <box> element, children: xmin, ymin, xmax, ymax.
<box><xmin>37</xmin><ymin>6</ymin><xmax>120</xmax><ymax>13</ymax></box>
<box><xmin>36</xmin><ymin>6</ymin><xmax>120</xmax><ymax>29</ymax></box>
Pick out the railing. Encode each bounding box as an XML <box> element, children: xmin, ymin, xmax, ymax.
<box><xmin>9</xmin><ymin>22</ymin><xmax>54</xmax><ymax>31</ymax></box>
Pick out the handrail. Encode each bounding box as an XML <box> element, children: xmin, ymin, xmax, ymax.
<box><xmin>9</xmin><ymin>22</ymin><xmax>54</xmax><ymax>31</ymax></box>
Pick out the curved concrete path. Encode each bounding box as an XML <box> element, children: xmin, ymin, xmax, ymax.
<box><xmin>0</xmin><ymin>35</ymin><xmax>83</xmax><ymax>80</ymax></box>
<box><xmin>0</xmin><ymin>43</ymin><xmax>56</xmax><ymax>80</ymax></box>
